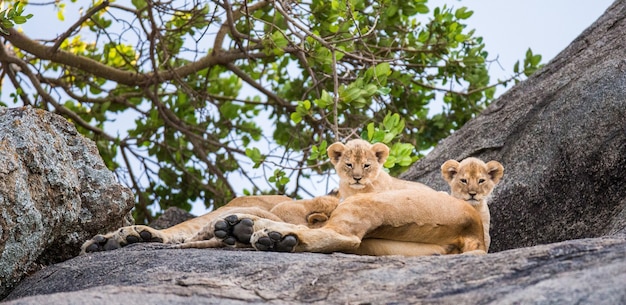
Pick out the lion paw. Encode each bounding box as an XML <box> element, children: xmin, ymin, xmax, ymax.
<box><xmin>81</xmin><ymin>225</ymin><xmax>164</xmax><ymax>254</ymax></box>
<box><xmin>213</xmin><ymin>215</ymin><xmax>255</xmax><ymax>246</ymax></box>
<box><xmin>252</xmin><ymin>230</ymin><xmax>298</xmax><ymax>252</ymax></box>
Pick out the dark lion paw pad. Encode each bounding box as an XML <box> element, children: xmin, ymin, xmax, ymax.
<box><xmin>138</xmin><ymin>230</ymin><xmax>163</xmax><ymax>242</ymax></box>
<box><xmin>224</xmin><ymin>215</ymin><xmax>240</xmax><ymax>225</ymax></box>
<box><xmin>84</xmin><ymin>235</ymin><xmax>109</xmax><ymax>253</ymax></box>
<box><xmin>223</xmin><ymin>237</ymin><xmax>237</xmax><ymax>246</ymax></box>
<box><xmin>103</xmin><ymin>238</ymin><xmax>122</xmax><ymax>251</ymax></box>
<box><xmin>255</xmin><ymin>231</ymin><xmax>297</xmax><ymax>252</ymax></box>
<box><xmin>139</xmin><ymin>230</ymin><xmax>152</xmax><ymax>241</ymax></box>
<box><xmin>214</xmin><ymin>216</ymin><xmax>255</xmax><ymax>245</ymax></box>
<box><xmin>232</xmin><ymin>219</ymin><xmax>254</xmax><ymax>242</ymax></box>
<box><xmin>126</xmin><ymin>235</ymin><xmax>141</xmax><ymax>244</ymax></box>
<box><xmin>85</xmin><ymin>242</ymin><xmax>101</xmax><ymax>253</ymax></box>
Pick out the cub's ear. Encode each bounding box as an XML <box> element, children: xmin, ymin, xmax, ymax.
<box><xmin>441</xmin><ymin>160</ymin><xmax>460</xmax><ymax>183</ymax></box>
<box><xmin>327</xmin><ymin>142</ymin><xmax>346</xmax><ymax>166</ymax></box>
<box><xmin>486</xmin><ymin>161</ymin><xmax>504</xmax><ymax>184</ymax></box>
<box><xmin>371</xmin><ymin>142</ymin><xmax>390</xmax><ymax>165</ymax></box>
<box><xmin>307</xmin><ymin>213</ymin><xmax>329</xmax><ymax>226</ymax></box>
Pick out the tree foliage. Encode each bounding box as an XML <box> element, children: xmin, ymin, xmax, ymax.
<box><xmin>0</xmin><ymin>0</ymin><xmax>541</xmax><ymax>223</ymax></box>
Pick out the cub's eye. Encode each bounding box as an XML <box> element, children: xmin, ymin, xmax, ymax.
<box><xmin>478</xmin><ymin>179</ymin><xmax>486</xmax><ymax>184</ymax></box>
<box><xmin>363</xmin><ymin>164</ymin><xmax>371</xmax><ymax>169</ymax></box>
<box><xmin>345</xmin><ymin>163</ymin><xmax>353</xmax><ymax>168</ymax></box>
<box><xmin>460</xmin><ymin>179</ymin><xmax>468</xmax><ymax>184</ymax></box>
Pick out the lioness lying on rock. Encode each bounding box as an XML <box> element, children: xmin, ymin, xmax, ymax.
<box><xmin>213</xmin><ymin>188</ymin><xmax>487</xmax><ymax>255</ymax></box>
<box><xmin>82</xmin><ymin>139</ymin><xmax>502</xmax><ymax>257</ymax></box>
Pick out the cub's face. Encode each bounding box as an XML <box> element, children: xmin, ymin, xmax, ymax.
<box><xmin>327</xmin><ymin>139</ymin><xmax>389</xmax><ymax>190</ymax></box>
<box><xmin>441</xmin><ymin>158</ymin><xmax>504</xmax><ymax>206</ymax></box>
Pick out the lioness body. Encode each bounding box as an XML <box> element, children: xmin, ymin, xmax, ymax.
<box><xmin>223</xmin><ymin>188</ymin><xmax>486</xmax><ymax>255</ymax></box>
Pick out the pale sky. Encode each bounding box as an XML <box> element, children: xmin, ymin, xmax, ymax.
<box><xmin>430</xmin><ymin>0</ymin><xmax>614</xmax><ymax>95</ymax></box>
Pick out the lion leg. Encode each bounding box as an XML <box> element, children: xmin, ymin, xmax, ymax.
<box><xmin>184</xmin><ymin>208</ymin><xmax>285</xmax><ymax>247</ymax></box>
<box><xmin>251</xmin><ymin>225</ymin><xmax>361</xmax><ymax>253</ymax></box>
<box><xmin>173</xmin><ymin>238</ymin><xmax>226</xmax><ymax>249</ymax></box>
<box><xmin>459</xmin><ymin>234</ymin><xmax>487</xmax><ymax>254</ymax></box>
<box><xmin>81</xmin><ymin>225</ymin><xmax>169</xmax><ymax>254</ymax></box>
<box><xmin>269</xmin><ymin>196</ymin><xmax>339</xmax><ymax>228</ymax></box>
<box><xmin>209</xmin><ymin>213</ymin><xmax>353</xmax><ymax>253</ymax></box>
<box><xmin>351</xmin><ymin>239</ymin><xmax>450</xmax><ymax>256</ymax></box>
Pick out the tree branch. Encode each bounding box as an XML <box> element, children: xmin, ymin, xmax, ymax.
<box><xmin>3</xmin><ymin>28</ymin><xmax>264</xmax><ymax>87</ymax></box>
<box><xmin>51</xmin><ymin>0</ymin><xmax>110</xmax><ymax>52</ymax></box>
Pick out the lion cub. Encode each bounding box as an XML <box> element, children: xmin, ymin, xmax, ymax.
<box><xmin>327</xmin><ymin>139</ymin><xmax>429</xmax><ymax>199</ymax></box>
<box><xmin>441</xmin><ymin>158</ymin><xmax>504</xmax><ymax>252</ymax></box>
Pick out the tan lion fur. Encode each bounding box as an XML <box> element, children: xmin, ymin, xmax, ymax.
<box><xmin>441</xmin><ymin>157</ymin><xmax>504</xmax><ymax>251</ymax></box>
<box><xmin>327</xmin><ymin>139</ymin><xmax>429</xmax><ymax>199</ymax></box>
<box><xmin>82</xmin><ymin>140</ymin><xmax>502</xmax><ymax>258</ymax></box>
<box><xmin>231</xmin><ymin>188</ymin><xmax>487</xmax><ymax>255</ymax></box>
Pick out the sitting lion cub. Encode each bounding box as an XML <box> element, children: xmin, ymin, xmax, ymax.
<box><xmin>441</xmin><ymin>158</ymin><xmax>504</xmax><ymax>251</ymax></box>
<box><xmin>327</xmin><ymin>139</ymin><xmax>429</xmax><ymax>199</ymax></box>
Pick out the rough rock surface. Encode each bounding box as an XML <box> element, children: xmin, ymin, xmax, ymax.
<box><xmin>0</xmin><ymin>107</ymin><xmax>134</xmax><ymax>297</ymax></box>
<box><xmin>149</xmin><ymin>207</ymin><xmax>196</xmax><ymax>230</ymax></box>
<box><xmin>401</xmin><ymin>0</ymin><xmax>626</xmax><ymax>252</ymax></box>
<box><xmin>3</xmin><ymin>0</ymin><xmax>626</xmax><ymax>304</ymax></box>
<box><xmin>4</xmin><ymin>236</ymin><xmax>626</xmax><ymax>305</ymax></box>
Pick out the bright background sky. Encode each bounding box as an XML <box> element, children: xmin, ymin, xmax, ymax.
<box><xmin>430</xmin><ymin>0</ymin><xmax>614</xmax><ymax>96</ymax></box>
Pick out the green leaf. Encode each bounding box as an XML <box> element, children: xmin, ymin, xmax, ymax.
<box><xmin>12</xmin><ymin>16</ymin><xmax>27</xmax><ymax>24</ymax></box>
<box><xmin>290</xmin><ymin>112</ymin><xmax>302</xmax><ymax>124</ymax></box>
<box><xmin>382</xmin><ymin>132</ymin><xmax>395</xmax><ymax>143</ymax></box>
<box><xmin>132</xmin><ymin>0</ymin><xmax>148</xmax><ymax>10</ymax></box>
<box><xmin>377</xmin><ymin>87</ymin><xmax>391</xmax><ymax>95</ymax></box>
<box><xmin>245</xmin><ymin>147</ymin><xmax>264</xmax><ymax>168</ymax></box>
<box><xmin>454</xmin><ymin>7</ymin><xmax>474</xmax><ymax>19</ymax></box>
<box><xmin>220</xmin><ymin>102</ymin><xmax>239</xmax><ymax>120</ymax></box>
<box><xmin>367</xmin><ymin>123</ymin><xmax>375</xmax><ymax>141</ymax></box>
<box><xmin>363</xmin><ymin>84</ymin><xmax>378</xmax><ymax>96</ymax></box>
<box><xmin>271</xmin><ymin>31</ymin><xmax>288</xmax><ymax>55</ymax></box>
<box><xmin>374</xmin><ymin>63</ymin><xmax>391</xmax><ymax>78</ymax></box>
<box><xmin>415</xmin><ymin>4</ymin><xmax>429</xmax><ymax>14</ymax></box>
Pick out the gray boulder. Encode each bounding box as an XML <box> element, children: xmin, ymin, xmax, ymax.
<box><xmin>0</xmin><ymin>107</ymin><xmax>134</xmax><ymax>297</ymax></box>
<box><xmin>3</xmin><ymin>236</ymin><xmax>625</xmax><ymax>305</ymax></box>
<box><xmin>401</xmin><ymin>0</ymin><xmax>626</xmax><ymax>252</ymax></box>
<box><xmin>149</xmin><ymin>207</ymin><xmax>196</xmax><ymax>230</ymax></box>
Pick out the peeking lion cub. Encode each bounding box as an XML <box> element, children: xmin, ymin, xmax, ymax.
<box><xmin>327</xmin><ymin>139</ymin><xmax>429</xmax><ymax>199</ymax></box>
<box><xmin>441</xmin><ymin>158</ymin><xmax>504</xmax><ymax>251</ymax></box>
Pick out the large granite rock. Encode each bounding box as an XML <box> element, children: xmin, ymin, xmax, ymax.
<box><xmin>3</xmin><ymin>235</ymin><xmax>625</xmax><ymax>305</ymax></box>
<box><xmin>2</xmin><ymin>0</ymin><xmax>626</xmax><ymax>303</ymax></box>
<box><xmin>0</xmin><ymin>107</ymin><xmax>134</xmax><ymax>297</ymax></box>
<box><xmin>401</xmin><ymin>0</ymin><xmax>626</xmax><ymax>251</ymax></box>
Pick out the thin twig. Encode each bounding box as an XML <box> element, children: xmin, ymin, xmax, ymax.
<box><xmin>52</xmin><ymin>1</ymin><xmax>110</xmax><ymax>52</ymax></box>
